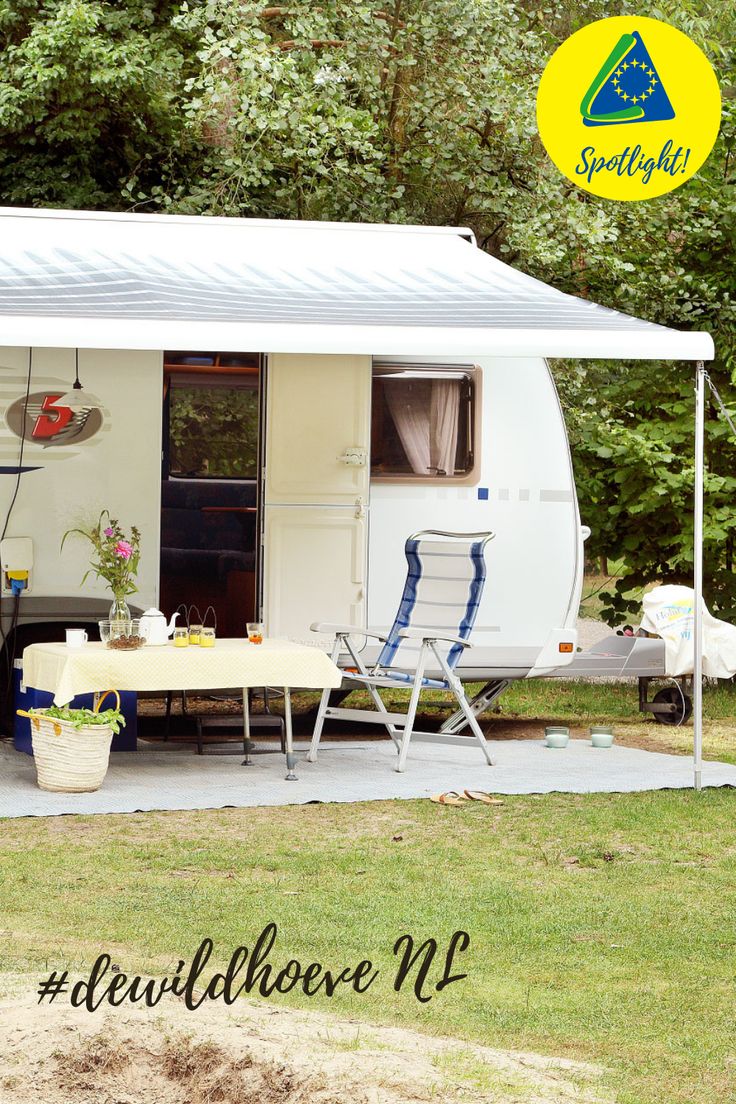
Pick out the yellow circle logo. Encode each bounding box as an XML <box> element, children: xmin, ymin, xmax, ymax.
<box><xmin>536</xmin><ymin>16</ymin><xmax>721</xmax><ymax>200</ymax></box>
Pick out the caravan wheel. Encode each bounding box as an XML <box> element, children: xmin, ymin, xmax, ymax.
<box><xmin>652</xmin><ymin>687</ymin><xmax>693</xmax><ymax>727</ymax></box>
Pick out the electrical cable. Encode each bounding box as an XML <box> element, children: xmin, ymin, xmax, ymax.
<box><xmin>666</xmin><ymin>677</ymin><xmax>688</xmax><ymax>727</ymax></box>
<box><xmin>3</xmin><ymin>591</ymin><xmax>21</xmax><ymax>702</ymax></box>
<box><xmin>0</xmin><ymin>349</ymin><xmax>33</xmax><ymax>738</ymax></box>
<box><xmin>1</xmin><ymin>347</ymin><xmax>33</xmax><ymax>543</ymax></box>
<box><xmin>705</xmin><ymin>372</ymin><xmax>736</xmax><ymax>442</ymax></box>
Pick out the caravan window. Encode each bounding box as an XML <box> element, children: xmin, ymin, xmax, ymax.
<box><xmin>166</xmin><ymin>369</ymin><xmax>259</xmax><ymax>479</ymax></box>
<box><xmin>371</xmin><ymin>364</ymin><xmax>479</xmax><ymax>482</ymax></box>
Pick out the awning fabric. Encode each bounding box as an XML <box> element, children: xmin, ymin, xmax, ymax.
<box><xmin>0</xmin><ymin>207</ymin><xmax>713</xmax><ymax>360</ymax></box>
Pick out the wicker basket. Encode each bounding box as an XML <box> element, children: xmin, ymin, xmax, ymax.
<box><xmin>18</xmin><ymin>690</ymin><xmax>119</xmax><ymax>793</ymax></box>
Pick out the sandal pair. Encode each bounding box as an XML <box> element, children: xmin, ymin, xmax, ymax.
<box><xmin>430</xmin><ymin>790</ymin><xmax>505</xmax><ymax>807</ymax></box>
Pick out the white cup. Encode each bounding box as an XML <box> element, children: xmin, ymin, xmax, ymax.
<box><xmin>66</xmin><ymin>628</ymin><xmax>88</xmax><ymax>649</ymax></box>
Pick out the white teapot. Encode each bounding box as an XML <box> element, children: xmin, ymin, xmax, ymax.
<box><xmin>139</xmin><ymin>608</ymin><xmax>179</xmax><ymax>646</ymax></box>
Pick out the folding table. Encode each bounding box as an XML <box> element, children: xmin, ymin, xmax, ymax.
<box><xmin>21</xmin><ymin>639</ymin><xmax>342</xmax><ymax>780</ymax></box>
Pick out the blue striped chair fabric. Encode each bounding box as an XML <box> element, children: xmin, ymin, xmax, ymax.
<box><xmin>308</xmin><ymin>530</ymin><xmax>495</xmax><ymax>772</ymax></box>
<box><xmin>355</xmin><ymin>536</ymin><xmax>488</xmax><ymax>687</ymax></box>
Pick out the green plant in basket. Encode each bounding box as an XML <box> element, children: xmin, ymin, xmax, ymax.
<box><xmin>18</xmin><ymin>690</ymin><xmax>124</xmax><ymax>792</ymax></box>
<box><xmin>26</xmin><ymin>705</ymin><xmax>126</xmax><ymax>735</ymax></box>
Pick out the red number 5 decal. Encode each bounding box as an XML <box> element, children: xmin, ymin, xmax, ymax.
<box><xmin>32</xmin><ymin>393</ymin><xmax>73</xmax><ymax>439</ymax></box>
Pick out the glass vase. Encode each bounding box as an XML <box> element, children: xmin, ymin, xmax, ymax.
<box><xmin>109</xmin><ymin>595</ymin><xmax>131</xmax><ymax>624</ymax></box>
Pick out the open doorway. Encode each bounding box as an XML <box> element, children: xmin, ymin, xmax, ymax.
<box><xmin>160</xmin><ymin>352</ymin><xmax>261</xmax><ymax>637</ymax></box>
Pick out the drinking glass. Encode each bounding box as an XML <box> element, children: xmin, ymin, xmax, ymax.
<box><xmin>247</xmin><ymin>622</ymin><xmax>264</xmax><ymax>645</ymax></box>
<box><xmin>199</xmin><ymin>627</ymin><xmax>216</xmax><ymax>648</ymax></box>
<box><xmin>173</xmin><ymin>628</ymin><xmax>189</xmax><ymax>648</ymax></box>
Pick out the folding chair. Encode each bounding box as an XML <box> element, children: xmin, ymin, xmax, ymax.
<box><xmin>307</xmin><ymin>530</ymin><xmax>495</xmax><ymax>772</ymax></box>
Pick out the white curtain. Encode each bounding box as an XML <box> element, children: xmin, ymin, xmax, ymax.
<box><xmin>385</xmin><ymin>380</ymin><xmax>432</xmax><ymax>474</ymax></box>
<box><xmin>385</xmin><ymin>378</ymin><xmax>461</xmax><ymax>476</ymax></box>
<box><xmin>430</xmin><ymin>379</ymin><xmax>460</xmax><ymax>476</ymax></box>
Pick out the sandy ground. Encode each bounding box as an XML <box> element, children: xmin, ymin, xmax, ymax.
<box><xmin>0</xmin><ymin>976</ymin><xmax>609</xmax><ymax>1104</ymax></box>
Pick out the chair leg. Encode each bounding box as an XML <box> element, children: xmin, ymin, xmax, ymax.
<box><xmin>396</xmin><ymin>645</ymin><xmax>427</xmax><ymax>773</ymax></box>
<box><xmin>306</xmin><ymin>636</ymin><xmax>344</xmax><ymax>763</ymax></box>
<box><xmin>432</xmin><ymin>644</ymin><xmax>494</xmax><ymax>766</ymax></box>
<box><xmin>447</xmin><ymin>675</ymin><xmax>494</xmax><ymax>766</ymax></box>
<box><xmin>337</xmin><ymin>636</ymin><xmax>401</xmax><ymax>747</ymax></box>
<box><xmin>365</xmin><ymin>684</ymin><xmax>402</xmax><ymax>749</ymax></box>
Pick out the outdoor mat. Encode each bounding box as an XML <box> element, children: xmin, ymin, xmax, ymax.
<box><xmin>1</xmin><ymin>738</ymin><xmax>735</xmax><ymax>818</ymax></box>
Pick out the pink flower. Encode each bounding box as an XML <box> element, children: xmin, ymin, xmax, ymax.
<box><xmin>114</xmin><ymin>540</ymin><xmax>133</xmax><ymax>560</ymax></box>
<box><xmin>104</xmin><ymin>527</ymin><xmax>114</xmax><ymax>537</ymax></box>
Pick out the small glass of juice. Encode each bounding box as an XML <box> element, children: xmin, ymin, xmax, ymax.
<box><xmin>173</xmin><ymin>628</ymin><xmax>189</xmax><ymax>648</ymax></box>
<box><xmin>247</xmin><ymin>622</ymin><xmax>264</xmax><ymax>645</ymax></box>
<box><xmin>200</xmin><ymin>627</ymin><xmax>216</xmax><ymax>647</ymax></box>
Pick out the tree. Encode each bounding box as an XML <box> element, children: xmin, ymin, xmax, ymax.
<box><xmin>1</xmin><ymin>0</ymin><xmax>735</xmax><ymax>620</ymax></box>
<box><xmin>129</xmin><ymin>0</ymin><xmax>736</xmax><ymax>621</ymax></box>
<box><xmin>558</xmin><ymin>358</ymin><xmax>736</xmax><ymax>622</ymax></box>
<box><xmin>0</xmin><ymin>0</ymin><xmax>198</xmax><ymax>208</ymax></box>
<box><xmin>552</xmin><ymin>2</ymin><xmax>736</xmax><ymax>621</ymax></box>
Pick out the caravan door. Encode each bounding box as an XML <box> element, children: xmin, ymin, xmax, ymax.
<box><xmin>263</xmin><ymin>354</ymin><xmax>371</xmax><ymax>641</ymax></box>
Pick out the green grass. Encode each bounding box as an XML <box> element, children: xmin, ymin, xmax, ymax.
<box><xmin>432</xmin><ymin>1048</ymin><xmax>532</xmax><ymax>1099</ymax></box>
<box><xmin>499</xmin><ymin>677</ymin><xmax>736</xmax><ymax>722</ymax></box>
<box><xmin>289</xmin><ymin>677</ymin><xmax>736</xmax><ymax>764</ymax></box>
<box><xmin>294</xmin><ymin>677</ymin><xmax>736</xmax><ymax>726</ymax></box>
<box><xmin>2</xmin><ymin>791</ymin><xmax>736</xmax><ymax>1104</ymax></box>
<box><xmin>493</xmin><ymin>680</ymin><xmax>736</xmax><ymax>765</ymax></box>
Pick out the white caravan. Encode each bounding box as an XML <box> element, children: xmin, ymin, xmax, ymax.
<box><xmin>0</xmin><ymin>208</ymin><xmax>712</xmax><ymax>724</ymax></box>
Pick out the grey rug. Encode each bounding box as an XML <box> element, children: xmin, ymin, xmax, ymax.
<box><xmin>1</xmin><ymin>737</ymin><xmax>734</xmax><ymax>818</ymax></box>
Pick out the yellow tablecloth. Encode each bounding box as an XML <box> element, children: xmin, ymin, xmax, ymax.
<box><xmin>22</xmin><ymin>639</ymin><xmax>342</xmax><ymax>706</ymax></box>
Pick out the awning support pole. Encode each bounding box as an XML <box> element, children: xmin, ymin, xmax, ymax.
<box><xmin>693</xmin><ymin>360</ymin><xmax>705</xmax><ymax>791</ymax></box>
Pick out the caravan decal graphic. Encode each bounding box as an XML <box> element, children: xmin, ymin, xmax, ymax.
<box><xmin>536</xmin><ymin>15</ymin><xmax>720</xmax><ymax>201</ymax></box>
<box><xmin>0</xmin><ymin>373</ymin><xmax>109</xmax><ymax>473</ymax></box>
<box><xmin>7</xmin><ymin>391</ymin><xmax>103</xmax><ymax>447</ymax></box>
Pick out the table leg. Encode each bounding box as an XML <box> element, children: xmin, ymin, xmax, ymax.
<box><xmin>241</xmin><ymin>688</ymin><xmax>253</xmax><ymax>767</ymax></box>
<box><xmin>284</xmin><ymin>687</ymin><xmax>297</xmax><ymax>781</ymax></box>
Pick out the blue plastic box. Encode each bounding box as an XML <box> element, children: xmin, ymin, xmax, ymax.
<box><xmin>13</xmin><ymin>661</ymin><xmax>137</xmax><ymax>754</ymax></box>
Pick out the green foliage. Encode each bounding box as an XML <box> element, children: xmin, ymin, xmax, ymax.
<box><xmin>169</xmin><ymin>384</ymin><xmax>259</xmax><ymax>478</ymax></box>
<box><xmin>30</xmin><ymin>703</ymin><xmax>126</xmax><ymax>733</ymax></box>
<box><xmin>559</xmin><ymin>358</ymin><xmax>736</xmax><ymax>623</ymax></box>
<box><xmin>0</xmin><ymin>0</ymin><xmax>198</xmax><ymax>207</ymax></box>
<box><xmin>1</xmin><ymin>0</ymin><xmax>735</xmax><ymax>618</ymax></box>
<box><xmin>144</xmin><ymin>0</ymin><xmax>550</xmax><ymax>225</ymax></box>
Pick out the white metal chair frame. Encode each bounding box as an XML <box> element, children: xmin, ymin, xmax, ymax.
<box><xmin>307</xmin><ymin>530</ymin><xmax>495</xmax><ymax>772</ymax></box>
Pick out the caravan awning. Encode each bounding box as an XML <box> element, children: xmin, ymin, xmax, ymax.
<box><xmin>0</xmin><ymin>207</ymin><xmax>713</xmax><ymax>360</ymax></box>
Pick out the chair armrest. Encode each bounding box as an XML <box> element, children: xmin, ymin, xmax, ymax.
<box><xmin>310</xmin><ymin>622</ymin><xmax>389</xmax><ymax>642</ymax></box>
<box><xmin>397</xmin><ymin>627</ymin><xmax>472</xmax><ymax>648</ymax></box>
